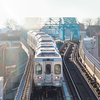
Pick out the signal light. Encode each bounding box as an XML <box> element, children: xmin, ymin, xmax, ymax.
<box><xmin>55</xmin><ymin>76</ymin><xmax>59</xmax><ymax>79</ymax></box>
<box><xmin>38</xmin><ymin>76</ymin><xmax>42</xmax><ymax>79</ymax></box>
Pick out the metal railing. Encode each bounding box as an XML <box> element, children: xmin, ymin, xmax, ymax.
<box><xmin>14</xmin><ymin>38</ymin><xmax>34</xmax><ymax>100</ymax></box>
<box><xmin>79</xmin><ymin>40</ymin><xmax>100</xmax><ymax>82</ymax></box>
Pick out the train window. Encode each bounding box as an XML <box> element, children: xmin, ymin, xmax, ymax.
<box><xmin>36</xmin><ymin>64</ymin><xmax>42</xmax><ymax>74</ymax></box>
<box><xmin>38</xmin><ymin>52</ymin><xmax>59</xmax><ymax>57</ymax></box>
<box><xmin>41</xmin><ymin>50</ymin><xmax>55</xmax><ymax>51</ymax></box>
<box><xmin>54</xmin><ymin>64</ymin><xmax>61</xmax><ymax>74</ymax></box>
<box><xmin>37</xmin><ymin>46</ymin><xmax>54</xmax><ymax>49</ymax></box>
<box><xmin>40</xmin><ymin>40</ymin><xmax>53</xmax><ymax>42</ymax></box>
<box><xmin>46</xmin><ymin>64</ymin><xmax>51</xmax><ymax>74</ymax></box>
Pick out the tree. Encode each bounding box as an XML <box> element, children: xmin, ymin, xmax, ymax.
<box><xmin>82</xmin><ymin>18</ymin><xmax>93</xmax><ymax>28</ymax></box>
<box><xmin>4</xmin><ymin>19</ymin><xmax>17</xmax><ymax>29</ymax></box>
<box><xmin>95</xmin><ymin>17</ymin><xmax>100</xmax><ymax>25</ymax></box>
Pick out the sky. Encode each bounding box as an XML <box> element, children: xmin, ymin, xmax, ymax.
<box><xmin>0</xmin><ymin>0</ymin><xmax>100</xmax><ymax>28</ymax></box>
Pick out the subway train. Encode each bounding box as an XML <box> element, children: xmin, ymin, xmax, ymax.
<box><xmin>27</xmin><ymin>30</ymin><xmax>63</xmax><ymax>90</ymax></box>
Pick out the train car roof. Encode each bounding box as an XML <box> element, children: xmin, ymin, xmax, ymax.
<box><xmin>38</xmin><ymin>48</ymin><xmax>56</xmax><ymax>52</ymax></box>
<box><xmin>37</xmin><ymin>47</ymin><xmax>55</xmax><ymax>50</ymax></box>
<box><xmin>36</xmin><ymin>44</ymin><xmax>57</xmax><ymax>51</ymax></box>
<box><xmin>37</xmin><ymin>42</ymin><xmax>56</xmax><ymax>47</ymax></box>
<box><xmin>37</xmin><ymin>34</ymin><xmax>49</xmax><ymax>36</ymax></box>
<box><xmin>36</xmin><ymin>34</ymin><xmax>49</xmax><ymax>37</ymax></box>
<box><xmin>37</xmin><ymin>45</ymin><xmax>55</xmax><ymax>49</ymax></box>
<box><xmin>35</xmin><ymin>32</ymin><xmax>45</xmax><ymax>35</ymax></box>
<box><xmin>36</xmin><ymin>34</ymin><xmax>50</xmax><ymax>39</ymax></box>
<box><xmin>29</xmin><ymin>32</ymin><xmax>45</xmax><ymax>36</ymax></box>
<box><xmin>38</xmin><ymin>38</ymin><xmax>54</xmax><ymax>42</ymax></box>
<box><xmin>37</xmin><ymin>32</ymin><xmax>45</xmax><ymax>34</ymax></box>
<box><xmin>37</xmin><ymin>43</ymin><xmax>56</xmax><ymax>48</ymax></box>
<box><xmin>28</xmin><ymin>30</ymin><xmax>40</xmax><ymax>32</ymax></box>
<box><xmin>39</xmin><ymin>37</ymin><xmax>52</xmax><ymax>40</ymax></box>
<box><xmin>36</xmin><ymin>51</ymin><xmax>60</xmax><ymax>57</ymax></box>
<box><xmin>27</xmin><ymin>30</ymin><xmax>45</xmax><ymax>35</ymax></box>
<box><xmin>38</xmin><ymin>41</ymin><xmax>54</xmax><ymax>44</ymax></box>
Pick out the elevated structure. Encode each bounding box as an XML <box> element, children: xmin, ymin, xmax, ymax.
<box><xmin>22</xmin><ymin>17</ymin><xmax>80</xmax><ymax>41</ymax></box>
<box><xmin>79</xmin><ymin>40</ymin><xmax>100</xmax><ymax>85</ymax></box>
<box><xmin>63</xmin><ymin>17</ymin><xmax>80</xmax><ymax>40</ymax></box>
<box><xmin>40</xmin><ymin>17</ymin><xmax>80</xmax><ymax>40</ymax></box>
<box><xmin>3</xmin><ymin>42</ymin><xmax>29</xmax><ymax>100</ymax></box>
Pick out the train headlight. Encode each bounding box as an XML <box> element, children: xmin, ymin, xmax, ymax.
<box><xmin>55</xmin><ymin>76</ymin><xmax>59</xmax><ymax>79</ymax></box>
<box><xmin>38</xmin><ymin>76</ymin><xmax>42</xmax><ymax>79</ymax></box>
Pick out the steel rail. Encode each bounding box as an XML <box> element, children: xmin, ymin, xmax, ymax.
<box><xmin>63</xmin><ymin>43</ymin><xmax>81</xmax><ymax>100</ymax></box>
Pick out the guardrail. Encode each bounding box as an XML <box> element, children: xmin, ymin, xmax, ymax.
<box><xmin>79</xmin><ymin>40</ymin><xmax>100</xmax><ymax>83</ymax></box>
<box><xmin>14</xmin><ymin>38</ymin><xmax>34</xmax><ymax>100</ymax></box>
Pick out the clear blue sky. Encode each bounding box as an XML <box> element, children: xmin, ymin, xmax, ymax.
<box><xmin>0</xmin><ymin>0</ymin><xmax>100</xmax><ymax>28</ymax></box>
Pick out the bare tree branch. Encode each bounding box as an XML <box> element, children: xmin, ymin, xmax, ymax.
<box><xmin>95</xmin><ymin>17</ymin><xmax>100</xmax><ymax>25</ymax></box>
<box><xmin>4</xmin><ymin>19</ymin><xmax>17</xmax><ymax>29</ymax></box>
<box><xmin>82</xmin><ymin>18</ymin><xmax>93</xmax><ymax>27</ymax></box>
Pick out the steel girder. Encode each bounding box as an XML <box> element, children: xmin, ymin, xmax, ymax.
<box><xmin>41</xmin><ymin>17</ymin><xmax>80</xmax><ymax>40</ymax></box>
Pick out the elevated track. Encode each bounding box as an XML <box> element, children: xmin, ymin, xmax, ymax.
<box><xmin>60</xmin><ymin>41</ymin><xmax>99</xmax><ymax>100</ymax></box>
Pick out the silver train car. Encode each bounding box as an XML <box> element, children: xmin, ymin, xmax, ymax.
<box><xmin>27</xmin><ymin>30</ymin><xmax>63</xmax><ymax>89</ymax></box>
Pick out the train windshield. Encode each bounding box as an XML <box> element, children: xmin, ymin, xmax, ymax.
<box><xmin>37</xmin><ymin>52</ymin><xmax>59</xmax><ymax>57</ymax></box>
<box><xmin>46</xmin><ymin>64</ymin><xmax>51</xmax><ymax>74</ymax></box>
<box><xmin>36</xmin><ymin>64</ymin><xmax>42</xmax><ymax>74</ymax></box>
<box><xmin>54</xmin><ymin>64</ymin><xmax>61</xmax><ymax>74</ymax></box>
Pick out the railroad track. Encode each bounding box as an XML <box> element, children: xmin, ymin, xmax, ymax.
<box><xmin>32</xmin><ymin>87</ymin><xmax>63</xmax><ymax>100</ymax></box>
<box><xmin>75</xmin><ymin>45</ymin><xmax>100</xmax><ymax>99</ymax></box>
<box><xmin>60</xmin><ymin>41</ymin><xmax>98</xmax><ymax>100</ymax></box>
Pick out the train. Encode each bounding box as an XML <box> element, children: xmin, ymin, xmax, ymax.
<box><xmin>27</xmin><ymin>30</ymin><xmax>63</xmax><ymax>90</ymax></box>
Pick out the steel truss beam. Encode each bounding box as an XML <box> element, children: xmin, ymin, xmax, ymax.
<box><xmin>41</xmin><ymin>17</ymin><xmax>80</xmax><ymax>40</ymax></box>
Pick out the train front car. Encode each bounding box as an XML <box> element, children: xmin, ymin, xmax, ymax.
<box><xmin>27</xmin><ymin>30</ymin><xmax>63</xmax><ymax>90</ymax></box>
<box><xmin>34</xmin><ymin>50</ymin><xmax>63</xmax><ymax>90</ymax></box>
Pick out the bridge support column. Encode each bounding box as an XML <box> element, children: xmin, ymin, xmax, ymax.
<box><xmin>63</xmin><ymin>24</ymin><xmax>65</xmax><ymax>40</ymax></box>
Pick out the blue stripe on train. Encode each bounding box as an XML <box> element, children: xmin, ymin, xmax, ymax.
<box><xmin>43</xmin><ymin>59</ymin><xmax>54</xmax><ymax>61</ymax></box>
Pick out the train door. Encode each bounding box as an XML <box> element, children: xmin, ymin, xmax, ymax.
<box><xmin>45</xmin><ymin>62</ymin><xmax>52</xmax><ymax>83</ymax></box>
